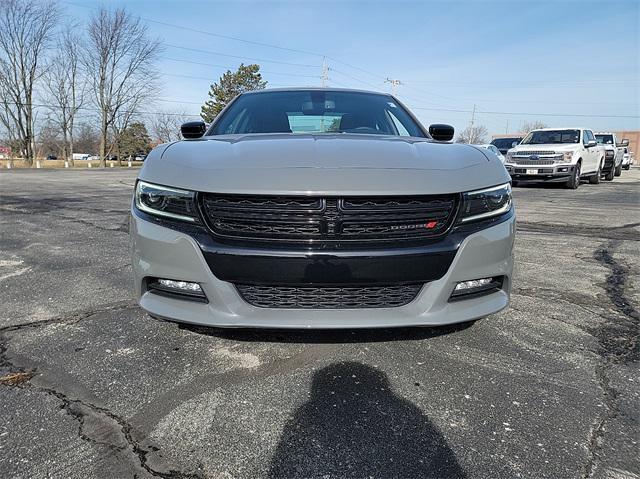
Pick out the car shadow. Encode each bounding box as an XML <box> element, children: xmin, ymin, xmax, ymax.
<box><xmin>178</xmin><ymin>321</ymin><xmax>475</xmax><ymax>344</ymax></box>
<box><xmin>267</xmin><ymin>361</ymin><xmax>467</xmax><ymax>478</ymax></box>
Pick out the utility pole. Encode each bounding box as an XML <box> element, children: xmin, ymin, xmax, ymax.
<box><xmin>385</xmin><ymin>78</ymin><xmax>402</xmax><ymax>96</ymax></box>
<box><xmin>466</xmin><ymin>104</ymin><xmax>477</xmax><ymax>143</ymax></box>
<box><xmin>321</xmin><ymin>57</ymin><xmax>329</xmax><ymax>87</ymax></box>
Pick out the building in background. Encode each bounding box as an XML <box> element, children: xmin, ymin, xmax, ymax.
<box><xmin>615</xmin><ymin>130</ymin><xmax>639</xmax><ymax>156</ymax></box>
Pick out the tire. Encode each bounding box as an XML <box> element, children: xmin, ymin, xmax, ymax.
<box><xmin>614</xmin><ymin>163</ymin><xmax>622</xmax><ymax>176</ymax></box>
<box><xmin>623</xmin><ymin>165</ymin><xmax>630</xmax><ymax>170</ymax></box>
<box><xmin>566</xmin><ymin>162</ymin><xmax>581</xmax><ymax>189</ymax></box>
<box><xmin>511</xmin><ymin>180</ymin><xmax>519</xmax><ymax>187</ymax></box>
<box><xmin>604</xmin><ymin>165</ymin><xmax>615</xmax><ymax>181</ymax></box>
<box><xmin>589</xmin><ymin>163</ymin><xmax>602</xmax><ymax>184</ymax></box>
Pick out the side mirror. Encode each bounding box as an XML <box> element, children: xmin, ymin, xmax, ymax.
<box><xmin>618</xmin><ymin>138</ymin><xmax>630</xmax><ymax>147</ymax></box>
<box><xmin>429</xmin><ymin>124</ymin><xmax>454</xmax><ymax>142</ymax></box>
<box><xmin>181</xmin><ymin>121</ymin><xmax>206</xmax><ymax>139</ymax></box>
<box><xmin>587</xmin><ymin>140</ymin><xmax>598</xmax><ymax>148</ymax></box>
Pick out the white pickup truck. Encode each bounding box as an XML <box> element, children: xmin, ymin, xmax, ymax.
<box><xmin>595</xmin><ymin>131</ymin><xmax>629</xmax><ymax>180</ymax></box>
<box><xmin>505</xmin><ymin>128</ymin><xmax>606</xmax><ymax>189</ymax></box>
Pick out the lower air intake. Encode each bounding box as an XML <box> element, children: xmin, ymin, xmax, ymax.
<box><xmin>236</xmin><ymin>284</ymin><xmax>423</xmax><ymax>309</ymax></box>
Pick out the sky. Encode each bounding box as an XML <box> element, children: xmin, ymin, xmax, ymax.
<box><xmin>65</xmin><ymin>0</ymin><xmax>639</xmax><ymax>136</ymax></box>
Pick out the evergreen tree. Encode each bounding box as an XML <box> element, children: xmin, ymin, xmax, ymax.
<box><xmin>117</xmin><ymin>122</ymin><xmax>151</xmax><ymax>158</ymax></box>
<box><xmin>201</xmin><ymin>64</ymin><xmax>267</xmax><ymax>123</ymax></box>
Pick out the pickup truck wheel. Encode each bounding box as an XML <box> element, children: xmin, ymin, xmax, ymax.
<box><xmin>623</xmin><ymin>165</ymin><xmax>630</xmax><ymax>170</ymax></box>
<box><xmin>589</xmin><ymin>163</ymin><xmax>602</xmax><ymax>184</ymax></box>
<box><xmin>566</xmin><ymin>162</ymin><xmax>581</xmax><ymax>189</ymax></box>
<box><xmin>614</xmin><ymin>163</ymin><xmax>622</xmax><ymax>176</ymax></box>
<box><xmin>604</xmin><ymin>165</ymin><xmax>615</xmax><ymax>181</ymax></box>
<box><xmin>511</xmin><ymin>180</ymin><xmax>519</xmax><ymax>187</ymax></box>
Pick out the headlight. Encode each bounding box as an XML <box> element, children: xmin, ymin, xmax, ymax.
<box><xmin>563</xmin><ymin>151</ymin><xmax>574</xmax><ymax>161</ymax></box>
<box><xmin>459</xmin><ymin>183</ymin><xmax>512</xmax><ymax>223</ymax></box>
<box><xmin>506</xmin><ymin>151</ymin><xmax>513</xmax><ymax>161</ymax></box>
<box><xmin>135</xmin><ymin>180</ymin><xmax>199</xmax><ymax>222</ymax></box>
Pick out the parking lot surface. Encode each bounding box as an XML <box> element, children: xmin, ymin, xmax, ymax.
<box><xmin>1</xmin><ymin>169</ymin><xmax>638</xmax><ymax>479</ymax></box>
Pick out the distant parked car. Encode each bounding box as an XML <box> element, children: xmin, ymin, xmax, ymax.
<box><xmin>46</xmin><ymin>154</ymin><xmax>57</xmax><ymax>160</ymax></box>
<box><xmin>476</xmin><ymin>144</ymin><xmax>505</xmax><ymax>163</ymax></box>
<box><xmin>491</xmin><ymin>136</ymin><xmax>523</xmax><ymax>155</ymax></box>
<box><xmin>505</xmin><ymin>128</ymin><xmax>606</xmax><ymax>189</ymax></box>
<box><xmin>621</xmin><ymin>148</ymin><xmax>633</xmax><ymax>170</ymax></box>
<box><xmin>595</xmin><ymin>132</ymin><xmax>626</xmax><ymax>179</ymax></box>
<box><xmin>73</xmin><ymin>153</ymin><xmax>91</xmax><ymax>161</ymax></box>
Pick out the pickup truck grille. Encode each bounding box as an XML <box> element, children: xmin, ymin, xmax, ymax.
<box><xmin>200</xmin><ymin>194</ymin><xmax>459</xmax><ymax>246</ymax></box>
<box><xmin>512</xmin><ymin>150</ymin><xmax>557</xmax><ymax>156</ymax></box>
<box><xmin>510</xmin><ymin>158</ymin><xmax>557</xmax><ymax>165</ymax></box>
<box><xmin>235</xmin><ymin>283</ymin><xmax>423</xmax><ymax>309</ymax></box>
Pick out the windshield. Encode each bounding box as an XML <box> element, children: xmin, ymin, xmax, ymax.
<box><xmin>521</xmin><ymin>130</ymin><xmax>580</xmax><ymax>145</ymax></box>
<box><xmin>595</xmin><ymin>134</ymin><xmax>614</xmax><ymax>145</ymax></box>
<box><xmin>209</xmin><ymin>90</ymin><xmax>426</xmax><ymax>137</ymax></box>
<box><xmin>491</xmin><ymin>138</ymin><xmax>522</xmax><ymax>149</ymax></box>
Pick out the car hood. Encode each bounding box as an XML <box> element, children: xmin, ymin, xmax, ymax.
<box><xmin>139</xmin><ymin>134</ymin><xmax>510</xmax><ymax>195</ymax></box>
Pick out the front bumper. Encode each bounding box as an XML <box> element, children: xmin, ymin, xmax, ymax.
<box><xmin>130</xmin><ymin>211</ymin><xmax>515</xmax><ymax>329</ymax></box>
<box><xmin>506</xmin><ymin>164</ymin><xmax>575</xmax><ymax>182</ymax></box>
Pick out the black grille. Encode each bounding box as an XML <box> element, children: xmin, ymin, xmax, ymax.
<box><xmin>200</xmin><ymin>194</ymin><xmax>458</xmax><ymax>246</ymax></box>
<box><xmin>236</xmin><ymin>284</ymin><xmax>423</xmax><ymax>309</ymax></box>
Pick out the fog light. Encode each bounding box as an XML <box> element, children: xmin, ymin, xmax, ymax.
<box><xmin>158</xmin><ymin>279</ymin><xmax>202</xmax><ymax>292</ymax></box>
<box><xmin>147</xmin><ymin>278</ymin><xmax>208</xmax><ymax>302</ymax></box>
<box><xmin>454</xmin><ymin>278</ymin><xmax>493</xmax><ymax>291</ymax></box>
<box><xmin>449</xmin><ymin>276</ymin><xmax>503</xmax><ymax>301</ymax></box>
<box><xmin>559</xmin><ymin>167</ymin><xmax>568</xmax><ymax>172</ymax></box>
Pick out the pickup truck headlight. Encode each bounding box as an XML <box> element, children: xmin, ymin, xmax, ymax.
<box><xmin>563</xmin><ymin>151</ymin><xmax>574</xmax><ymax>161</ymax></box>
<box><xmin>459</xmin><ymin>183</ymin><xmax>512</xmax><ymax>223</ymax></box>
<box><xmin>135</xmin><ymin>180</ymin><xmax>199</xmax><ymax>222</ymax></box>
<box><xmin>506</xmin><ymin>151</ymin><xmax>514</xmax><ymax>161</ymax></box>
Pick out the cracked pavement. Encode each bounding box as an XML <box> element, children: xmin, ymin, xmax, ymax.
<box><xmin>0</xmin><ymin>168</ymin><xmax>638</xmax><ymax>479</ymax></box>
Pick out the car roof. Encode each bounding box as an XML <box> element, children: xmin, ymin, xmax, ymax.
<box><xmin>531</xmin><ymin>127</ymin><xmax>587</xmax><ymax>131</ymax></box>
<box><xmin>241</xmin><ymin>87</ymin><xmax>392</xmax><ymax>96</ymax></box>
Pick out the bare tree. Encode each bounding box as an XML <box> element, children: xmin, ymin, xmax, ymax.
<box><xmin>82</xmin><ymin>7</ymin><xmax>161</xmax><ymax>167</ymax></box>
<box><xmin>456</xmin><ymin>125</ymin><xmax>489</xmax><ymax>144</ymax></box>
<box><xmin>0</xmin><ymin>0</ymin><xmax>59</xmax><ymax>164</ymax></box>
<box><xmin>521</xmin><ymin>120</ymin><xmax>548</xmax><ymax>134</ymax></box>
<box><xmin>150</xmin><ymin>111</ymin><xmax>190</xmax><ymax>143</ymax></box>
<box><xmin>43</xmin><ymin>26</ymin><xmax>84</xmax><ymax>166</ymax></box>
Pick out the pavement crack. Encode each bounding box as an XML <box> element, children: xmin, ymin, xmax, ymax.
<box><xmin>517</xmin><ymin>221</ymin><xmax>639</xmax><ymax>241</ymax></box>
<box><xmin>0</xmin><ymin>302</ymin><xmax>204</xmax><ymax>479</ymax></box>
<box><xmin>23</xmin><ymin>383</ymin><xmax>204</xmax><ymax>479</ymax></box>
<box><xmin>582</xmin><ymin>242</ymin><xmax>639</xmax><ymax>479</ymax></box>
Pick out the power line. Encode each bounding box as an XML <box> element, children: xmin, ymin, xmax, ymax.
<box><xmin>160</xmin><ymin>57</ymin><xmax>320</xmax><ymax>78</ymax></box>
<box><xmin>164</xmin><ymin>43</ymin><xmax>319</xmax><ymax>68</ymax></box>
<box><xmin>409</xmin><ymin>106</ymin><xmax>639</xmax><ymax>119</ymax></box>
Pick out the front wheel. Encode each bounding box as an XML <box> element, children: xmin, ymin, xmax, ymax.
<box><xmin>511</xmin><ymin>180</ymin><xmax>519</xmax><ymax>187</ymax></box>
<box><xmin>566</xmin><ymin>162</ymin><xmax>581</xmax><ymax>189</ymax></box>
<box><xmin>604</xmin><ymin>165</ymin><xmax>615</xmax><ymax>181</ymax></box>
<box><xmin>615</xmin><ymin>163</ymin><xmax>622</xmax><ymax>176</ymax></box>
<box><xmin>589</xmin><ymin>163</ymin><xmax>602</xmax><ymax>184</ymax></box>
<box><xmin>623</xmin><ymin>165</ymin><xmax>630</xmax><ymax>170</ymax></box>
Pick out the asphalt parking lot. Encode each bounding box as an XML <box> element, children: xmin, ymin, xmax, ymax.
<box><xmin>1</xmin><ymin>168</ymin><xmax>638</xmax><ymax>479</ymax></box>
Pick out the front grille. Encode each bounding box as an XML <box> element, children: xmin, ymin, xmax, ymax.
<box><xmin>512</xmin><ymin>150</ymin><xmax>557</xmax><ymax>156</ymax></box>
<box><xmin>510</xmin><ymin>158</ymin><xmax>557</xmax><ymax>165</ymax></box>
<box><xmin>236</xmin><ymin>284</ymin><xmax>423</xmax><ymax>309</ymax></box>
<box><xmin>200</xmin><ymin>194</ymin><xmax>459</xmax><ymax>246</ymax></box>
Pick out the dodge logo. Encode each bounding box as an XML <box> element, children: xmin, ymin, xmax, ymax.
<box><xmin>391</xmin><ymin>221</ymin><xmax>438</xmax><ymax>231</ymax></box>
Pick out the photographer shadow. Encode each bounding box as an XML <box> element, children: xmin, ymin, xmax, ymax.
<box><xmin>268</xmin><ymin>362</ymin><xmax>466</xmax><ymax>479</ymax></box>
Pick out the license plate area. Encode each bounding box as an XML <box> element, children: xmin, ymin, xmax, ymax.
<box><xmin>526</xmin><ymin>168</ymin><xmax>539</xmax><ymax>174</ymax></box>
